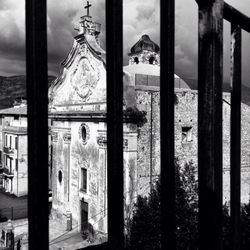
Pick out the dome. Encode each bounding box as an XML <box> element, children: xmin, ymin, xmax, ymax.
<box><xmin>123</xmin><ymin>64</ymin><xmax>190</xmax><ymax>89</ymax></box>
<box><xmin>129</xmin><ymin>34</ymin><xmax>160</xmax><ymax>55</ymax></box>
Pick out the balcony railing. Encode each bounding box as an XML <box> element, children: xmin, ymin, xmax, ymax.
<box><xmin>25</xmin><ymin>0</ymin><xmax>250</xmax><ymax>249</ymax></box>
<box><xmin>2</xmin><ymin>167</ymin><xmax>14</xmax><ymax>177</ymax></box>
<box><xmin>3</xmin><ymin>147</ymin><xmax>14</xmax><ymax>155</ymax></box>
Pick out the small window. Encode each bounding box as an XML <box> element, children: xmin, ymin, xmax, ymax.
<box><xmin>58</xmin><ymin>170</ymin><xmax>63</xmax><ymax>184</ymax></box>
<box><xmin>149</xmin><ymin>56</ymin><xmax>155</xmax><ymax>64</ymax></box>
<box><xmin>182</xmin><ymin>127</ymin><xmax>193</xmax><ymax>143</ymax></box>
<box><xmin>16</xmin><ymin>159</ymin><xmax>18</xmax><ymax>172</ymax></box>
<box><xmin>15</xmin><ymin>137</ymin><xmax>18</xmax><ymax>150</ymax></box>
<box><xmin>81</xmin><ymin>168</ymin><xmax>87</xmax><ymax>192</ymax></box>
<box><xmin>134</xmin><ymin>57</ymin><xmax>139</xmax><ymax>64</ymax></box>
<box><xmin>10</xmin><ymin>158</ymin><xmax>12</xmax><ymax>172</ymax></box>
<box><xmin>5</xmin><ymin>135</ymin><xmax>7</xmax><ymax>147</ymax></box>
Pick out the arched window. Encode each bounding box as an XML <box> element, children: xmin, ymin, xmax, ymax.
<box><xmin>134</xmin><ymin>57</ymin><xmax>139</xmax><ymax>64</ymax></box>
<box><xmin>149</xmin><ymin>56</ymin><xmax>155</xmax><ymax>64</ymax></box>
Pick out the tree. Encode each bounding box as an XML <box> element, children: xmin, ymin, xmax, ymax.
<box><xmin>127</xmin><ymin>160</ymin><xmax>250</xmax><ymax>249</ymax></box>
<box><xmin>128</xmin><ymin>160</ymin><xmax>198</xmax><ymax>249</ymax></box>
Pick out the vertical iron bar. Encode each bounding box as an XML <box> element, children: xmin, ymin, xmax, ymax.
<box><xmin>196</xmin><ymin>0</ymin><xmax>223</xmax><ymax>249</ymax></box>
<box><xmin>150</xmin><ymin>92</ymin><xmax>153</xmax><ymax>193</ymax></box>
<box><xmin>26</xmin><ymin>0</ymin><xmax>48</xmax><ymax>249</ymax></box>
<box><xmin>230</xmin><ymin>24</ymin><xmax>241</xmax><ymax>250</ymax></box>
<box><xmin>160</xmin><ymin>0</ymin><xmax>176</xmax><ymax>248</ymax></box>
<box><xmin>106</xmin><ymin>0</ymin><xmax>124</xmax><ymax>249</ymax></box>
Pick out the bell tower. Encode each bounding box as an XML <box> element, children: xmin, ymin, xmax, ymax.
<box><xmin>128</xmin><ymin>34</ymin><xmax>160</xmax><ymax>66</ymax></box>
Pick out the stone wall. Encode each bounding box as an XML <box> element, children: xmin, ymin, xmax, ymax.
<box><xmin>136</xmin><ymin>87</ymin><xmax>250</xmax><ymax>203</ymax></box>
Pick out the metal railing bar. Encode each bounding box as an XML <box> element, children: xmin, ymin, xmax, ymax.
<box><xmin>26</xmin><ymin>0</ymin><xmax>49</xmax><ymax>249</ymax></box>
<box><xmin>196</xmin><ymin>0</ymin><xmax>224</xmax><ymax>249</ymax></box>
<box><xmin>106</xmin><ymin>0</ymin><xmax>124</xmax><ymax>249</ymax></box>
<box><xmin>230</xmin><ymin>24</ymin><xmax>242</xmax><ymax>250</ymax></box>
<box><xmin>224</xmin><ymin>2</ymin><xmax>250</xmax><ymax>33</ymax></box>
<box><xmin>160</xmin><ymin>0</ymin><xmax>176</xmax><ymax>248</ymax></box>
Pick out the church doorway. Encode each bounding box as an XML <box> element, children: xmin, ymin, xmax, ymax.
<box><xmin>80</xmin><ymin>200</ymin><xmax>88</xmax><ymax>233</ymax></box>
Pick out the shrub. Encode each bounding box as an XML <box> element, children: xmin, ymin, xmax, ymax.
<box><xmin>127</xmin><ymin>160</ymin><xmax>250</xmax><ymax>249</ymax></box>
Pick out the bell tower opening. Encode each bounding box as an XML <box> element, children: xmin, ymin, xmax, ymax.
<box><xmin>134</xmin><ymin>57</ymin><xmax>139</xmax><ymax>64</ymax></box>
<box><xmin>149</xmin><ymin>56</ymin><xmax>155</xmax><ymax>64</ymax></box>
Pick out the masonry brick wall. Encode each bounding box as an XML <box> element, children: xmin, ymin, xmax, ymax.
<box><xmin>136</xmin><ymin>87</ymin><xmax>250</xmax><ymax>203</ymax></box>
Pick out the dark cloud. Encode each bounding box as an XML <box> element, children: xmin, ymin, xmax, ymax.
<box><xmin>0</xmin><ymin>0</ymin><xmax>250</xmax><ymax>87</ymax></box>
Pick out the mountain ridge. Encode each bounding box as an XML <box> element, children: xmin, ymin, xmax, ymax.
<box><xmin>0</xmin><ymin>75</ymin><xmax>249</xmax><ymax>110</ymax></box>
<box><xmin>0</xmin><ymin>75</ymin><xmax>56</xmax><ymax>109</ymax></box>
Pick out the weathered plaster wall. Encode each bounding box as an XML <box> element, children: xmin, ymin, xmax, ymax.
<box><xmin>16</xmin><ymin>135</ymin><xmax>28</xmax><ymax>197</ymax></box>
<box><xmin>51</xmin><ymin>119</ymin><xmax>139</xmax><ymax>234</ymax></box>
<box><xmin>51</xmin><ymin>120</ymin><xmax>105</xmax><ymax>232</ymax></box>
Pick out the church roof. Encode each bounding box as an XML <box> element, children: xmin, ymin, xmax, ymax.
<box><xmin>123</xmin><ymin>64</ymin><xmax>190</xmax><ymax>89</ymax></box>
<box><xmin>0</xmin><ymin>105</ymin><xmax>27</xmax><ymax>115</ymax></box>
<box><xmin>129</xmin><ymin>34</ymin><xmax>160</xmax><ymax>55</ymax></box>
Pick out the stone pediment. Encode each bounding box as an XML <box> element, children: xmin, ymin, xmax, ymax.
<box><xmin>49</xmin><ymin>35</ymin><xmax>106</xmax><ymax>113</ymax></box>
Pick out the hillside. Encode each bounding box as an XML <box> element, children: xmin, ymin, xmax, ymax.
<box><xmin>0</xmin><ymin>75</ymin><xmax>56</xmax><ymax>109</ymax></box>
<box><xmin>0</xmin><ymin>75</ymin><xmax>249</xmax><ymax>110</ymax></box>
<box><xmin>183</xmin><ymin>78</ymin><xmax>250</xmax><ymax>106</ymax></box>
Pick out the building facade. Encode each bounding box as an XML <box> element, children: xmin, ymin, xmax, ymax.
<box><xmin>49</xmin><ymin>6</ymin><xmax>250</xmax><ymax>237</ymax></box>
<box><xmin>0</xmin><ymin>100</ymin><xmax>28</xmax><ymax>197</ymax></box>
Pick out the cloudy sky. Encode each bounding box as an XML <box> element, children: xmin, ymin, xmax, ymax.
<box><xmin>0</xmin><ymin>0</ymin><xmax>250</xmax><ymax>85</ymax></box>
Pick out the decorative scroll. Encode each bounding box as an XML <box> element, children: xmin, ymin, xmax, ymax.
<box><xmin>96</xmin><ymin>136</ymin><xmax>128</xmax><ymax>150</ymax></box>
<box><xmin>63</xmin><ymin>133</ymin><xmax>72</xmax><ymax>144</ymax></box>
<box><xmin>96</xmin><ymin>136</ymin><xmax>107</xmax><ymax>148</ymax></box>
<box><xmin>51</xmin><ymin>131</ymin><xmax>58</xmax><ymax>142</ymax></box>
<box><xmin>123</xmin><ymin>139</ymin><xmax>129</xmax><ymax>150</ymax></box>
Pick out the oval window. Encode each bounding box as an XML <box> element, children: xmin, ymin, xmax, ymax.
<box><xmin>81</xmin><ymin>126</ymin><xmax>87</xmax><ymax>141</ymax></box>
<box><xmin>79</xmin><ymin>123</ymin><xmax>89</xmax><ymax>145</ymax></box>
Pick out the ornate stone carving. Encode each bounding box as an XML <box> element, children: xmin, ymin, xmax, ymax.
<box><xmin>51</xmin><ymin>131</ymin><xmax>58</xmax><ymax>142</ymax></box>
<box><xmin>63</xmin><ymin>133</ymin><xmax>71</xmax><ymax>144</ymax></box>
<box><xmin>70</xmin><ymin>58</ymin><xmax>100</xmax><ymax>102</ymax></box>
<box><xmin>96</xmin><ymin>136</ymin><xmax>128</xmax><ymax>150</ymax></box>
<box><xmin>97</xmin><ymin>136</ymin><xmax>107</xmax><ymax>147</ymax></box>
<box><xmin>123</xmin><ymin>139</ymin><xmax>129</xmax><ymax>150</ymax></box>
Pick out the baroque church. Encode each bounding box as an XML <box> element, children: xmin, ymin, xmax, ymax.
<box><xmin>48</xmin><ymin>4</ymin><xmax>250</xmax><ymax>236</ymax></box>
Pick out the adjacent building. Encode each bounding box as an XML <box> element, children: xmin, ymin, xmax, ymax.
<box><xmin>0</xmin><ymin>99</ymin><xmax>28</xmax><ymax>197</ymax></box>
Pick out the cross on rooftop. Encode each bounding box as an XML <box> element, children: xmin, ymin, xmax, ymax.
<box><xmin>84</xmin><ymin>1</ymin><xmax>92</xmax><ymax>16</ymax></box>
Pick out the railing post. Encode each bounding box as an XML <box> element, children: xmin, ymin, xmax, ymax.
<box><xmin>106</xmin><ymin>0</ymin><xmax>124</xmax><ymax>249</ymax></box>
<box><xmin>196</xmin><ymin>0</ymin><xmax>224</xmax><ymax>249</ymax></box>
<box><xmin>230</xmin><ymin>24</ymin><xmax>242</xmax><ymax>250</ymax></box>
<box><xmin>160</xmin><ymin>0</ymin><xmax>176</xmax><ymax>248</ymax></box>
<box><xmin>26</xmin><ymin>0</ymin><xmax>48</xmax><ymax>249</ymax></box>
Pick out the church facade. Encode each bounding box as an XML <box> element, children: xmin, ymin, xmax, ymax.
<box><xmin>49</xmin><ymin>6</ymin><xmax>250</xmax><ymax>237</ymax></box>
